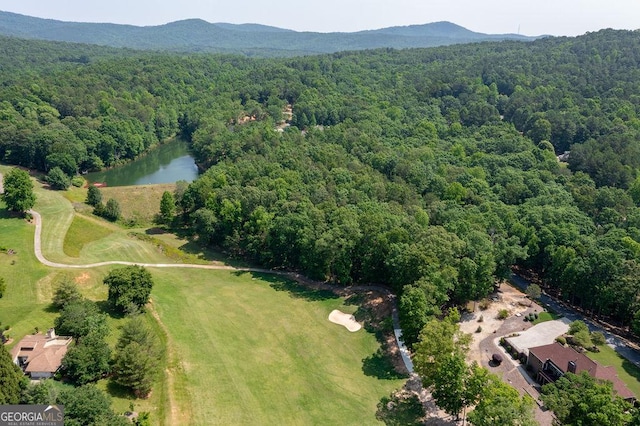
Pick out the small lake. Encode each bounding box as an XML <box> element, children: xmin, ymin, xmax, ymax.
<box><xmin>86</xmin><ymin>138</ymin><xmax>199</xmax><ymax>187</ymax></box>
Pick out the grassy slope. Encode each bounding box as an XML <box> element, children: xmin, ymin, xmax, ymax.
<box><xmin>152</xmin><ymin>268</ymin><xmax>402</xmax><ymax>425</ymax></box>
<box><xmin>587</xmin><ymin>344</ymin><xmax>640</xmax><ymax>399</ymax></box>
<box><xmin>1</xmin><ymin>169</ymin><xmax>402</xmax><ymax>424</ymax></box>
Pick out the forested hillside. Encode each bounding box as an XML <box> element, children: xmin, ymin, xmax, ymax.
<box><xmin>0</xmin><ymin>11</ymin><xmax>535</xmax><ymax>56</ymax></box>
<box><xmin>2</xmin><ymin>30</ymin><xmax>640</xmax><ymax>344</ymax></box>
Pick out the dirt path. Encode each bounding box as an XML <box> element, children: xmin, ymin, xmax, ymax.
<box><xmin>149</xmin><ymin>304</ymin><xmax>190</xmax><ymax>426</ymax></box>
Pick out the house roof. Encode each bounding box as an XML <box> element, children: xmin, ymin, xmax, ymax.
<box><xmin>530</xmin><ymin>342</ymin><xmax>635</xmax><ymax>400</ymax></box>
<box><xmin>10</xmin><ymin>333</ymin><xmax>72</xmax><ymax>374</ymax></box>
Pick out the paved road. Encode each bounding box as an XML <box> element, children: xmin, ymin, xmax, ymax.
<box><xmin>510</xmin><ymin>273</ymin><xmax>640</xmax><ymax>367</ymax></box>
<box><xmin>29</xmin><ymin>209</ymin><xmax>414</xmax><ymax>373</ymax></box>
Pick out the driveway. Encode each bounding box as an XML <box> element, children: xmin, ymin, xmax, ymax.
<box><xmin>511</xmin><ymin>273</ymin><xmax>640</xmax><ymax>367</ymax></box>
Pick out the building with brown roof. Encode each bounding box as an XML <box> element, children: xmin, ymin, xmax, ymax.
<box><xmin>10</xmin><ymin>328</ymin><xmax>72</xmax><ymax>379</ymax></box>
<box><xmin>527</xmin><ymin>342</ymin><xmax>635</xmax><ymax>402</ymax></box>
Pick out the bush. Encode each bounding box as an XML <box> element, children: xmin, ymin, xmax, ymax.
<box><xmin>591</xmin><ymin>331</ymin><xmax>606</xmax><ymax>346</ymax></box>
<box><xmin>556</xmin><ymin>336</ymin><xmax>567</xmax><ymax>345</ymax></box>
<box><xmin>479</xmin><ymin>299</ymin><xmax>490</xmax><ymax>310</ymax></box>
<box><xmin>476</xmin><ymin>326</ymin><xmax>482</xmax><ymax>333</ymax></box>
<box><xmin>534</xmin><ymin>312</ymin><xmax>539</xmax><ymax>319</ymax></box>
<box><xmin>71</xmin><ymin>176</ymin><xmax>84</xmax><ymax>187</ymax></box>
<box><xmin>46</xmin><ymin>167</ymin><xmax>71</xmax><ymax>190</ymax></box>
<box><xmin>477</xmin><ymin>315</ymin><xmax>484</xmax><ymax>323</ymax></box>
<box><xmin>497</xmin><ymin>309</ymin><xmax>509</xmax><ymax>320</ymax></box>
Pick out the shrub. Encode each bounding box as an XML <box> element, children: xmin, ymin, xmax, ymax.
<box><xmin>71</xmin><ymin>176</ymin><xmax>84</xmax><ymax>187</ymax></box>
<box><xmin>591</xmin><ymin>331</ymin><xmax>606</xmax><ymax>346</ymax></box>
<box><xmin>479</xmin><ymin>299</ymin><xmax>490</xmax><ymax>310</ymax></box>
<box><xmin>556</xmin><ymin>336</ymin><xmax>567</xmax><ymax>345</ymax></box>
<box><xmin>478</xmin><ymin>315</ymin><xmax>484</xmax><ymax>323</ymax></box>
<box><xmin>534</xmin><ymin>312</ymin><xmax>539</xmax><ymax>319</ymax></box>
<box><xmin>476</xmin><ymin>326</ymin><xmax>482</xmax><ymax>333</ymax></box>
<box><xmin>46</xmin><ymin>167</ymin><xmax>71</xmax><ymax>190</ymax></box>
<box><xmin>497</xmin><ymin>309</ymin><xmax>509</xmax><ymax>320</ymax></box>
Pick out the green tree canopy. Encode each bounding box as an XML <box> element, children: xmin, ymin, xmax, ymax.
<box><xmin>86</xmin><ymin>184</ymin><xmax>103</xmax><ymax>207</ymax></box>
<box><xmin>468</xmin><ymin>374</ymin><xmax>537</xmax><ymax>426</ymax></box>
<box><xmin>45</xmin><ymin>166</ymin><xmax>71</xmax><ymax>190</ymax></box>
<box><xmin>159</xmin><ymin>190</ymin><xmax>175</xmax><ymax>224</ymax></box>
<box><xmin>54</xmin><ymin>298</ymin><xmax>108</xmax><ymax>339</ymax></box>
<box><xmin>61</xmin><ymin>332</ymin><xmax>112</xmax><ymax>385</ymax></box>
<box><xmin>104</xmin><ymin>266</ymin><xmax>154</xmax><ymax>313</ymax></box>
<box><xmin>52</xmin><ymin>278</ymin><xmax>82</xmax><ymax>309</ymax></box>
<box><xmin>0</xmin><ymin>343</ymin><xmax>26</xmax><ymax>404</ymax></box>
<box><xmin>541</xmin><ymin>371</ymin><xmax>632</xmax><ymax>426</ymax></box>
<box><xmin>3</xmin><ymin>168</ymin><xmax>35</xmax><ymax>213</ymax></box>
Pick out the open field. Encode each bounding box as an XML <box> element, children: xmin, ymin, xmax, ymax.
<box><xmin>151</xmin><ymin>268</ymin><xmax>403</xmax><ymax>425</ymax></box>
<box><xmin>1</xmin><ymin>168</ymin><xmax>403</xmax><ymax>424</ymax></box>
<box><xmin>587</xmin><ymin>344</ymin><xmax>640</xmax><ymax>399</ymax></box>
<box><xmin>100</xmin><ymin>183</ymin><xmax>177</xmax><ymax>226</ymax></box>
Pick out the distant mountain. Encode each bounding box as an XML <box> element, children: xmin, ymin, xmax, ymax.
<box><xmin>0</xmin><ymin>11</ymin><xmax>538</xmax><ymax>56</ymax></box>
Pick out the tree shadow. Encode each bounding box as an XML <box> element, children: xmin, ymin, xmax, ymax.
<box><xmin>96</xmin><ymin>300</ymin><xmax>125</xmax><ymax>319</ymax></box>
<box><xmin>362</xmin><ymin>348</ymin><xmax>406</xmax><ymax>380</ymax></box>
<box><xmin>621</xmin><ymin>357</ymin><xmax>640</xmax><ymax>385</ymax></box>
<box><xmin>106</xmin><ymin>379</ymin><xmax>136</xmax><ymax>401</ymax></box>
<box><xmin>44</xmin><ymin>303</ymin><xmax>59</xmax><ymax>313</ymax></box>
<box><xmin>233</xmin><ymin>271</ymin><xmax>339</xmax><ymax>302</ymax></box>
<box><xmin>376</xmin><ymin>391</ymin><xmax>425</xmax><ymax>425</ymax></box>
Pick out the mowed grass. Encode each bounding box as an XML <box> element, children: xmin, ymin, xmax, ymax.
<box><xmin>63</xmin><ymin>214</ymin><xmax>113</xmax><ymax>257</ymax></box>
<box><xmin>587</xmin><ymin>344</ymin><xmax>640</xmax><ymax>398</ymax></box>
<box><xmin>532</xmin><ymin>311</ymin><xmax>561</xmax><ymax>325</ymax></box>
<box><xmin>2</xmin><ymin>171</ymin><xmax>403</xmax><ymax>424</ymax></box>
<box><xmin>151</xmin><ymin>268</ymin><xmax>403</xmax><ymax>425</ymax></box>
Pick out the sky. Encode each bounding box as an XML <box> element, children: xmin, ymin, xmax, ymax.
<box><xmin>0</xmin><ymin>0</ymin><xmax>638</xmax><ymax>36</ymax></box>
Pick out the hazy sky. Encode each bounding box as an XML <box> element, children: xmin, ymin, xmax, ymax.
<box><xmin>1</xmin><ymin>1</ymin><xmax>638</xmax><ymax>36</ymax></box>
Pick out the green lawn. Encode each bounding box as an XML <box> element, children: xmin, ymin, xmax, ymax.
<box><xmin>63</xmin><ymin>214</ymin><xmax>114</xmax><ymax>257</ymax></box>
<box><xmin>151</xmin><ymin>268</ymin><xmax>403</xmax><ymax>425</ymax></box>
<box><xmin>587</xmin><ymin>344</ymin><xmax>640</xmax><ymax>399</ymax></box>
<box><xmin>532</xmin><ymin>311</ymin><xmax>561</xmax><ymax>325</ymax></box>
<box><xmin>1</xmin><ymin>168</ymin><xmax>403</xmax><ymax>425</ymax></box>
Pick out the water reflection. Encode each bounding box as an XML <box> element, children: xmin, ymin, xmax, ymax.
<box><xmin>86</xmin><ymin>139</ymin><xmax>198</xmax><ymax>187</ymax></box>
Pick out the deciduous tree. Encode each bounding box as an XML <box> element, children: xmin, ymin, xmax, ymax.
<box><xmin>104</xmin><ymin>266</ymin><xmax>154</xmax><ymax>313</ymax></box>
<box><xmin>3</xmin><ymin>168</ymin><xmax>35</xmax><ymax>213</ymax></box>
<box><xmin>541</xmin><ymin>371</ymin><xmax>632</xmax><ymax>426</ymax></box>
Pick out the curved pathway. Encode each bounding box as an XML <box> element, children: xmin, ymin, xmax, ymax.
<box><xmin>29</xmin><ymin>209</ymin><xmax>413</xmax><ymax>372</ymax></box>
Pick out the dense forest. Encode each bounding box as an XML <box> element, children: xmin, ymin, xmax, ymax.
<box><xmin>2</xmin><ymin>30</ymin><xmax>640</xmax><ymax>345</ymax></box>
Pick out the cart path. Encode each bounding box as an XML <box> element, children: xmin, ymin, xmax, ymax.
<box><xmin>29</xmin><ymin>209</ymin><xmax>413</xmax><ymax>373</ymax></box>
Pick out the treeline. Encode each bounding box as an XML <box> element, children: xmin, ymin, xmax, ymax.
<box><xmin>2</xmin><ymin>30</ymin><xmax>640</xmax><ymax>343</ymax></box>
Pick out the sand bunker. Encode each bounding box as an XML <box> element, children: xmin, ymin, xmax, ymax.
<box><xmin>328</xmin><ymin>310</ymin><xmax>361</xmax><ymax>332</ymax></box>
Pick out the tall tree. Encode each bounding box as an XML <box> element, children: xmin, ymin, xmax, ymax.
<box><xmin>413</xmin><ymin>309</ymin><xmax>471</xmax><ymax>388</ymax></box>
<box><xmin>52</xmin><ymin>278</ymin><xmax>82</xmax><ymax>309</ymax></box>
<box><xmin>3</xmin><ymin>168</ymin><xmax>35</xmax><ymax>213</ymax></box>
<box><xmin>468</xmin><ymin>374</ymin><xmax>537</xmax><ymax>426</ymax></box>
<box><xmin>104</xmin><ymin>266</ymin><xmax>154</xmax><ymax>313</ymax></box>
<box><xmin>113</xmin><ymin>317</ymin><xmax>162</xmax><ymax>397</ymax></box>
<box><xmin>61</xmin><ymin>332</ymin><xmax>112</xmax><ymax>385</ymax></box>
<box><xmin>0</xmin><ymin>343</ymin><xmax>26</xmax><ymax>404</ymax></box>
<box><xmin>54</xmin><ymin>298</ymin><xmax>108</xmax><ymax>339</ymax></box>
<box><xmin>159</xmin><ymin>190</ymin><xmax>175</xmax><ymax>224</ymax></box>
<box><xmin>541</xmin><ymin>371</ymin><xmax>632</xmax><ymax>426</ymax></box>
<box><xmin>86</xmin><ymin>184</ymin><xmax>103</xmax><ymax>207</ymax></box>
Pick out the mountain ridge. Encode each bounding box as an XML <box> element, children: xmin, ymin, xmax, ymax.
<box><xmin>0</xmin><ymin>10</ymin><xmax>539</xmax><ymax>56</ymax></box>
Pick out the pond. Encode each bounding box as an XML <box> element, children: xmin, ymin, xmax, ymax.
<box><xmin>86</xmin><ymin>138</ymin><xmax>198</xmax><ymax>187</ymax></box>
